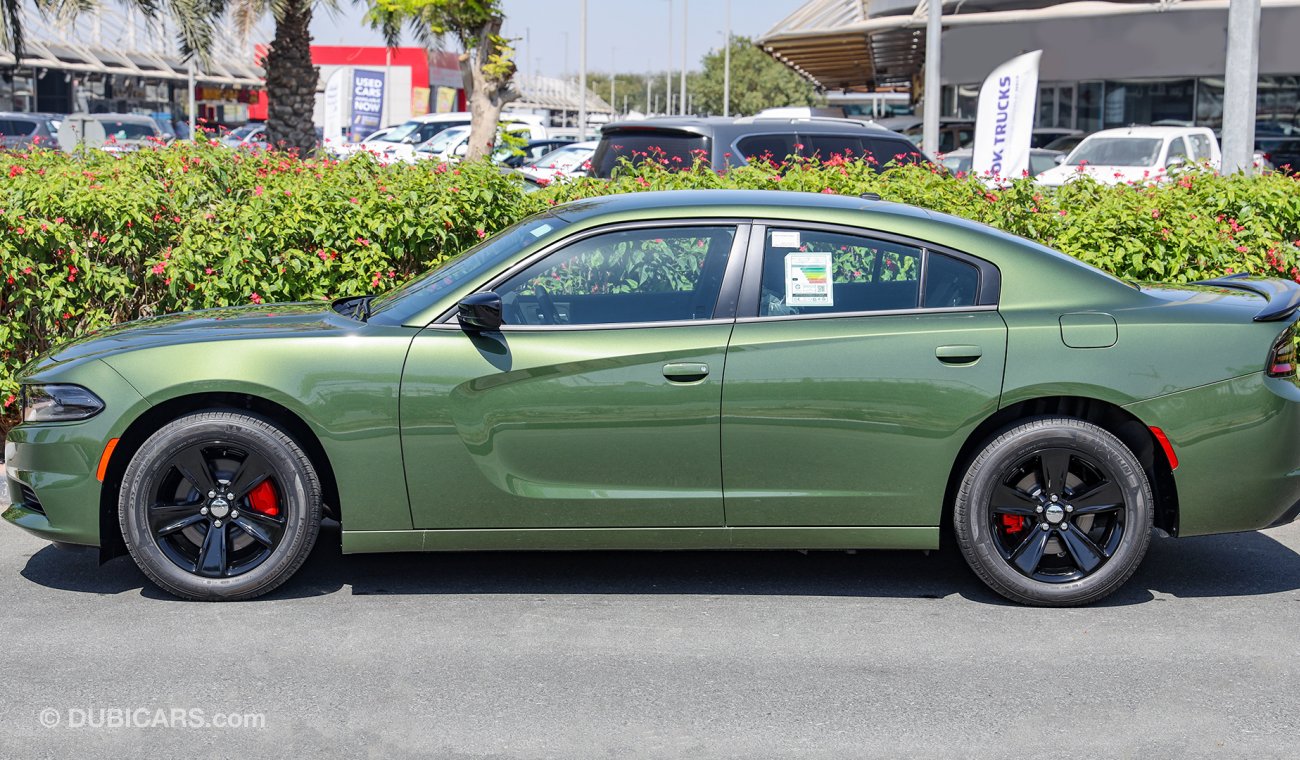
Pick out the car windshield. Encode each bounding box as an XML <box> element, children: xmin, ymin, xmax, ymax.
<box><xmin>380</xmin><ymin>120</ymin><xmax>467</xmax><ymax>145</ymax></box>
<box><xmin>367</xmin><ymin>213</ymin><xmax>572</xmax><ymax>324</ymax></box>
<box><xmin>593</xmin><ymin>131</ymin><xmax>709</xmax><ymax>177</ymax></box>
<box><xmin>1067</xmin><ymin>137</ymin><xmax>1163</xmax><ymax>167</ymax></box>
<box><xmin>527</xmin><ymin>145</ymin><xmax>592</xmax><ymax>171</ymax></box>
<box><xmin>417</xmin><ymin>127</ymin><xmax>469</xmax><ymax>154</ymax></box>
<box><xmin>102</xmin><ymin>122</ymin><xmax>158</xmax><ymax>140</ymax></box>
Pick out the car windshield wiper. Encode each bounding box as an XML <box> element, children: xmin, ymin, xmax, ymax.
<box><xmin>352</xmin><ymin>295</ymin><xmax>376</xmax><ymax>322</ymax></box>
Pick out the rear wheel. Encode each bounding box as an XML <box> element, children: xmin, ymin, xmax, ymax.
<box><xmin>954</xmin><ymin>417</ymin><xmax>1153</xmax><ymax>606</ymax></box>
<box><xmin>119</xmin><ymin>411</ymin><xmax>321</xmax><ymax>601</ymax></box>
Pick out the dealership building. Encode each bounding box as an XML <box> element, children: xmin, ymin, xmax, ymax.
<box><xmin>759</xmin><ymin>0</ymin><xmax>1300</xmax><ymax>132</ymax></box>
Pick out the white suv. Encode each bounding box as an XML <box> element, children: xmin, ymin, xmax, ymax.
<box><xmin>1036</xmin><ymin>126</ymin><xmax>1220</xmax><ymax>186</ymax></box>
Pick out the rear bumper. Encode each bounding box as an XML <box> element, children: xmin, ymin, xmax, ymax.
<box><xmin>1125</xmin><ymin>372</ymin><xmax>1300</xmax><ymax>536</ymax></box>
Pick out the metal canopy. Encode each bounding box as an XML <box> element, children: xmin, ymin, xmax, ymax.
<box><xmin>758</xmin><ymin>0</ymin><xmax>1300</xmax><ymax>91</ymax></box>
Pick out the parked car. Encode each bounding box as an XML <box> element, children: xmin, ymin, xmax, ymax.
<box><xmin>516</xmin><ymin>140</ymin><xmax>598</xmax><ymax>184</ymax></box>
<box><xmin>940</xmin><ymin>147</ymin><xmax>1065</xmax><ymax>178</ymax></box>
<box><xmin>364</xmin><ymin>112</ymin><xmax>549</xmax><ymax>164</ymax></box>
<box><xmin>501</xmin><ymin>138</ymin><xmax>578</xmax><ymax>168</ymax></box>
<box><xmin>591</xmin><ymin>117</ymin><xmax>926</xmax><ymax>178</ymax></box>
<box><xmin>1257</xmin><ymin>136</ymin><xmax>1300</xmax><ymax>172</ymax></box>
<box><xmin>221</xmin><ymin>122</ymin><xmax>267</xmax><ymax>150</ymax></box>
<box><xmin>1036</xmin><ymin>126</ymin><xmax>1220</xmax><ymax>186</ymax></box>
<box><xmin>1031</xmin><ymin>128</ymin><xmax>1082</xmax><ymax>149</ymax></box>
<box><xmin>1042</xmin><ymin>132</ymin><xmax>1088</xmax><ymax>154</ymax></box>
<box><xmin>903</xmin><ymin>118</ymin><xmax>975</xmax><ymax>153</ymax></box>
<box><xmin>10</xmin><ymin>189</ymin><xmax>1300</xmax><ymax>606</ymax></box>
<box><xmin>0</xmin><ymin>112</ymin><xmax>62</xmax><ymax>149</ymax></box>
<box><xmin>57</xmin><ymin>113</ymin><xmax>165</xmax><ymax>154</ymax></box>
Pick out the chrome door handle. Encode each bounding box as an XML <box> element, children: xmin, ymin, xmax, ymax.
<box><xmin>936</xmin><ymin>345</ymin><xmax>983</xmax><ymax>364</ymax></box>
<box><xmin>662</xmin><ymin>362</ymin><xmax>710</xmax><ymax>383</ymax></box>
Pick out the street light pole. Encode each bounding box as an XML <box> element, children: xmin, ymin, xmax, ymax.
<box><xmin>1222</xmin><ymin>0</ymin><xmax>1261</xmax><ymax>174</ymax></box>
<box><xmin>680</xmin><ymin>0</ymin><xmax>688</xmax><ymax>114</ymax></box>
<box><xmin>921</xmin><ymin>0</ymin><xmax>942</xmax><ymax>158</ymax></box>
<box><xmin>723</xmin><ymin>0</ymin><xmax>731</xmax><ymax>117</ymax></box>
<box><xmin>666</xmin><ymin>0</ymin><xmax>673</xmax><ymax>116</ymax></box>
<box><xmin>578</xmin><ymin>0</ymin><xmax>588</xmax><ymax>140</ymax></box>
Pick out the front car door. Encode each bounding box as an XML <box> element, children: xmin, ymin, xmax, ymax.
<box><xmin>721</xmin><ymin>223</ymin><xmax>1008</xmax><ymax>528</ymax></box>
<box><xmin>401</xmin><ymin>222</ymin><xmax>747</xmax><ymax>529</ymax></box>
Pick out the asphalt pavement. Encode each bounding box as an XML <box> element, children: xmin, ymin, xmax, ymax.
<box><xmin>1</xmin><ymin>463</ymin><xmax>1298</xmax><ymax>758</ymax></box>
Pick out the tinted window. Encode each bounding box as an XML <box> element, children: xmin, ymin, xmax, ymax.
<box><xmin>799</xmin><ymin>134</ymin><xmax>864</xmax><ymax>161</ymax></box>
<box><xmin>496</xmin><ymin>226</ymin><xmax>735</xmax><ymax>325</ymax></box>
<box><xmin>863</xmin><ymin>138</ymin><xmax>927</xmax><ymax>167</ymax></box>
<box><xmin>593</xmin><ymin>131</ymin><xmax>710</xmax><ymax>177</ymax></box>
<box><xmin>736</xmin><ymin>134</ymin><xmax>797</xmax><ymax>164</ymax></box>
<box><xmin>924</xmin><ymin>253</ymin><xmax>980</xmax><ymax>308</ymax></box>
<box><xmin>758</xmin><ymin>229</ymin><xmax>921</xmax><ymax>316</ymax></box>
<box><xmin>0</xmin><ymin>119</ymin><xmax>36</xmax><ymax>136</ymax></box>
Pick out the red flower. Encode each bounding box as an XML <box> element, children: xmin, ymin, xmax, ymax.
<box><xmin>253</xmin><ymin>186</ymin><xmax>264</xmax><ymax>196</ymax></box>
<box><xmin>476</xmin><ymin>228</ymin><xmax>486</xmax><ymax>239</ymax></box>
<box><xmin>151</xmin><ymin>263</ymin><xmax>166</xmax><ymax>275</ymax></box>
<box><xmin>3</xmin><ymin>394</ymin><xmax>14</xmax><ymax>408</ymax></box>
<box><xmin>250</xmin><ymin>293</ymin><xmax>263</xmax><ymax>304</ymax></box>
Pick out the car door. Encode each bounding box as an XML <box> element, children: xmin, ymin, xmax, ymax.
<box><xmin>721</xmin><ymin>223</ymin><xmax>1007</xmax><ymax>528</ymax></box>
<box><xmin>401</xmin><ymin>222</ymin><xmax>747</xmax><ymax>529</ymax></box>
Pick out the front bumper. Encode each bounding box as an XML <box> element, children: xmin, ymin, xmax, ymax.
<box><xmin>1126</xmin><ymin>372</ymin><xmax>1300</xmax><ymax>536</ymax></box>
<box><xmin>2</xmin><ymin>360</ymin><xmax>150</xmax><ymax>547</ymax></box>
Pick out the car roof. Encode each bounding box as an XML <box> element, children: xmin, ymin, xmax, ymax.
<box><xmin>1085</xmin><ymin>126</ymin><xmax>1214</xmax><ymax>139</ymax></box>
<box><xmin>550</xmin><ymin>189</ymin><xmax>930</xmax><ymax>224</ymax></box>
<box><xmin>68</xmin><ymin>113</ymin><xmax>157</xmax><ymax>123</ymax></box>
<box><xmin>600</xmin><ymin>116</ymin><xmax>903</xmax><ymax>138</ymax></box>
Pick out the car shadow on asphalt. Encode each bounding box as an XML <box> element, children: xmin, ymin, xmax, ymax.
<box><xmin>17</xmin><ymin>524</ymin><xmax>1300</xmax><ymax>606</ymax></box>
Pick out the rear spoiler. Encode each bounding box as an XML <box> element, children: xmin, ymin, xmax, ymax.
<box><xmin>1196</xmin><ymin>273</ymin><xmax>1300</xmax><ymax>322</ymax></box>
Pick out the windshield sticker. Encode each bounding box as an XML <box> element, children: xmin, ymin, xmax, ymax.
<box><xmin>785</xmin><ymin>252</ymin><xmax>833</xmax><ymax>306</ymax></box>
<box><xmin>770</xmin><ymin>230</ymin><xmax>801</xmax><ymax>249</ymax></box>
<box><xmin>530</xmin><ymin>223</ymin><xmax>553</xmax><ymax>238</ymax></box>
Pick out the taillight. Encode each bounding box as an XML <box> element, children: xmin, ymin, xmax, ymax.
<box><xmin>1266</xmin><ymin>323</ymin><xmax>1298</xmax><ymax>378</ymax></box>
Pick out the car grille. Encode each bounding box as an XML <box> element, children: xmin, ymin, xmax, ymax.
<box><xmin>18</xmin><ymin>483</ymin><xmax>45</xmax><ymax>515</ymax></box>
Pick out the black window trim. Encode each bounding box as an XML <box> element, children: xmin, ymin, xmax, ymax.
<box><xmin>735</xmin><ymin>219</ymin><xmax>1001</xmax><ymax>321</ymax></box>
<box><xmin>431</xmin><ymin>218</ymin><xmax>751</xmax><ymax>331</ymax></box>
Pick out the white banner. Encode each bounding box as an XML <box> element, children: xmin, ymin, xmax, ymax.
<box><xmin>971</xmin><ymin>50</ymin><xmax>1042</xmax><ymax>179</ymax></box>
<box><xmin>321</xmin><ymin>68</ymin><xmax>346</xmax><ymax>146</ymax></box>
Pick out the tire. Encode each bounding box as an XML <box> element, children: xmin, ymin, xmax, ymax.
<box><xmin>954</xmin><ymin>417</ymin><xmax>1153</xmax><ymax>607</ymax></box>
<box><xmin>119</xmin><ymin>411</ymin><xmax>321</xmax><ymax>601</ymax></box>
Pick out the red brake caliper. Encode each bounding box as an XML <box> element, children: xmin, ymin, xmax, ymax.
<box><xmin>1000</xmin><ymin>514</ymin><xmax>1026</xmax><ymax>533</ymax></box>
<box><xmin>248</xmin><ymin>480</ymin><xmax>280</xmax><ymax>517</ymax></box>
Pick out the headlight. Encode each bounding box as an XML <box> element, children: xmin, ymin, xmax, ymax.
<box><xmin>21</xmin><ymin>384</ymin><xmax>105</xmax><ymax>423</ymax></box>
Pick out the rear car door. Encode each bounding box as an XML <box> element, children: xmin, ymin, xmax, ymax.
<box><xmin>401</xmin><ymin>222</ymin><xmax>747</xmax><ymax>529</ymax></box>
<box><xmin>721</xmin><ymin>223</ymin><xmax>1007</xmax><ymax>528</ymax></box>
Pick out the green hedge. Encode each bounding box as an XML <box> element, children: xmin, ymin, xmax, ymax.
<box><xmin>3</xmin><ymin>142</ymin><xmax>1300</xmax><ymax>421</ymax></box>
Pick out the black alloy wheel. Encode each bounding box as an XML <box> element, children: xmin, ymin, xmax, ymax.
<box><xmin>120</xmin><ymin>411</ymin><xmax>321</xmax><ymax>601</ymax></box>
<box><xmin>954</xmin><ymin>417</ymin><xmax>1153</xmax><ymax>606</ymax></box>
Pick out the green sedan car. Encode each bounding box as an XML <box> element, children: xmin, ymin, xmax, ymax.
<box><xmin>6</xmin><ymin>190</ymin><xmax>1300</xmax><ymax>605</ymax></box>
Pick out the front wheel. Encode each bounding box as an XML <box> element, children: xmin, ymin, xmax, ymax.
<box><xmin>119</xmin><ymin>411</ymin><xmax>321</xmax><ymax>601</ymax></box>
<box><xmin>954</xmin><ymin>417</ymin><xmax>1153</xmax><ymax>606</ymax></box>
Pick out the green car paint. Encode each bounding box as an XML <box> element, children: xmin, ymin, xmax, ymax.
<box><xmin>5</xmin><ymin>190</ymin><xmax>1300</xmax><ymax>560</ymax></box>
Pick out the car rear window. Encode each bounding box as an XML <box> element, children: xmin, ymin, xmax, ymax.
<box><xmin>0</xmin><ymin>119</ymin><xmax>37</xmax><ymax>137</ymax></box>
<box><xmin>736</xmin><ymin>134</ymin><xmax>797</xmax><ymax>164</ymax></box>
<box><xmin>593</xmin><ymin>130</ymin><xmax>710</xmax><ymax>177</ymax></box>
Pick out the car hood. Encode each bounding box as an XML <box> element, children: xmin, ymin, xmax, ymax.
<box><xmin>25</xmin><ymin>303</ymin><xmax>356</xmax><ymax>372</ymax></box>
<box><xmin>1037</xmin><ymin>164</ymin><xmax>1163</xmax><ymax>186</ymax></box>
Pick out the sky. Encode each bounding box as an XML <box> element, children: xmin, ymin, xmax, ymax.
<box><xmin>308</xmin><ymin>0</ymin><xmax>803</xmax><ymax>76</ymax></box>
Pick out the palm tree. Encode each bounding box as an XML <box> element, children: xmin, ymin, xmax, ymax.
<box><xmin>229</xmin><ymin>0</ymin><xmax>332</xmax><ymax>154</ymax></box>
<box><xmin>2</xmin><ymin>0</ymin><xmax>324</xmax><ymax>155</ymax></box>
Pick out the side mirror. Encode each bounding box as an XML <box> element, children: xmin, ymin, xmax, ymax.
<box><xmin>1165</xmin><ymin>155</ymin><xmax>1187</xmax><ymax>169</ymax></box>
<box><xmin>453</xmin><ymin>143</ymin><xmax>469</xmax><ymax>157</ymax></box>
<box><xmin>457</xmin><ymin>292</ymin><xmax>504</xmax><ymax>331</ymax></box>
<box><xmin>1054</xmin><ymin>154</ymin><xmax>1067</xmax><ymax>165</ymax></box>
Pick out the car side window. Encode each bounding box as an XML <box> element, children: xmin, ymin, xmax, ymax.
<box><xmin>1188</xmin><ymin>134</ymin><xmax>1211</xmax><ymax>160</ymax></box>
<box><xmin>737</xmin><ymin>134</ymin><xmax>797</xmax><ymax>164</ymax></box>
<box><xmin>758</xmin><ymin>229</ymin><xmax>981</xmax><ymax>317</ymax></box>
<box><xmin>799</xmin><ymin>134</ymin><xmax>865</xmax><ymax>161</ymax></box>
<box><xmin>496</xmin><ymin>226</ymin><xmax>736</xmax><ymax>326</ymax></box>
<box><xmin>1165</xmin><ymin>137</ymin><xmax>1190</xmax><ymax>166</ymax></box>
<box><xmin>863</xmin><ymin>138</ymin><xmax>926</xmax><ymax>167</ymax></box>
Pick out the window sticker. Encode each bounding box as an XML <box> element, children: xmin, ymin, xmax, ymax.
<box><xmin>785</xmin><ymin>252</ymin><xmax>834</xmax><ymax>306</ymax></box>
<box><xmin>530</xmin><ymin>223</ymin><xmax>554</xmax><ymax>238</ymax></box>
<box><xmin>770</xmin><ymin>230</ymin><xmax>801</xmax><ymax>249</ymax></box>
